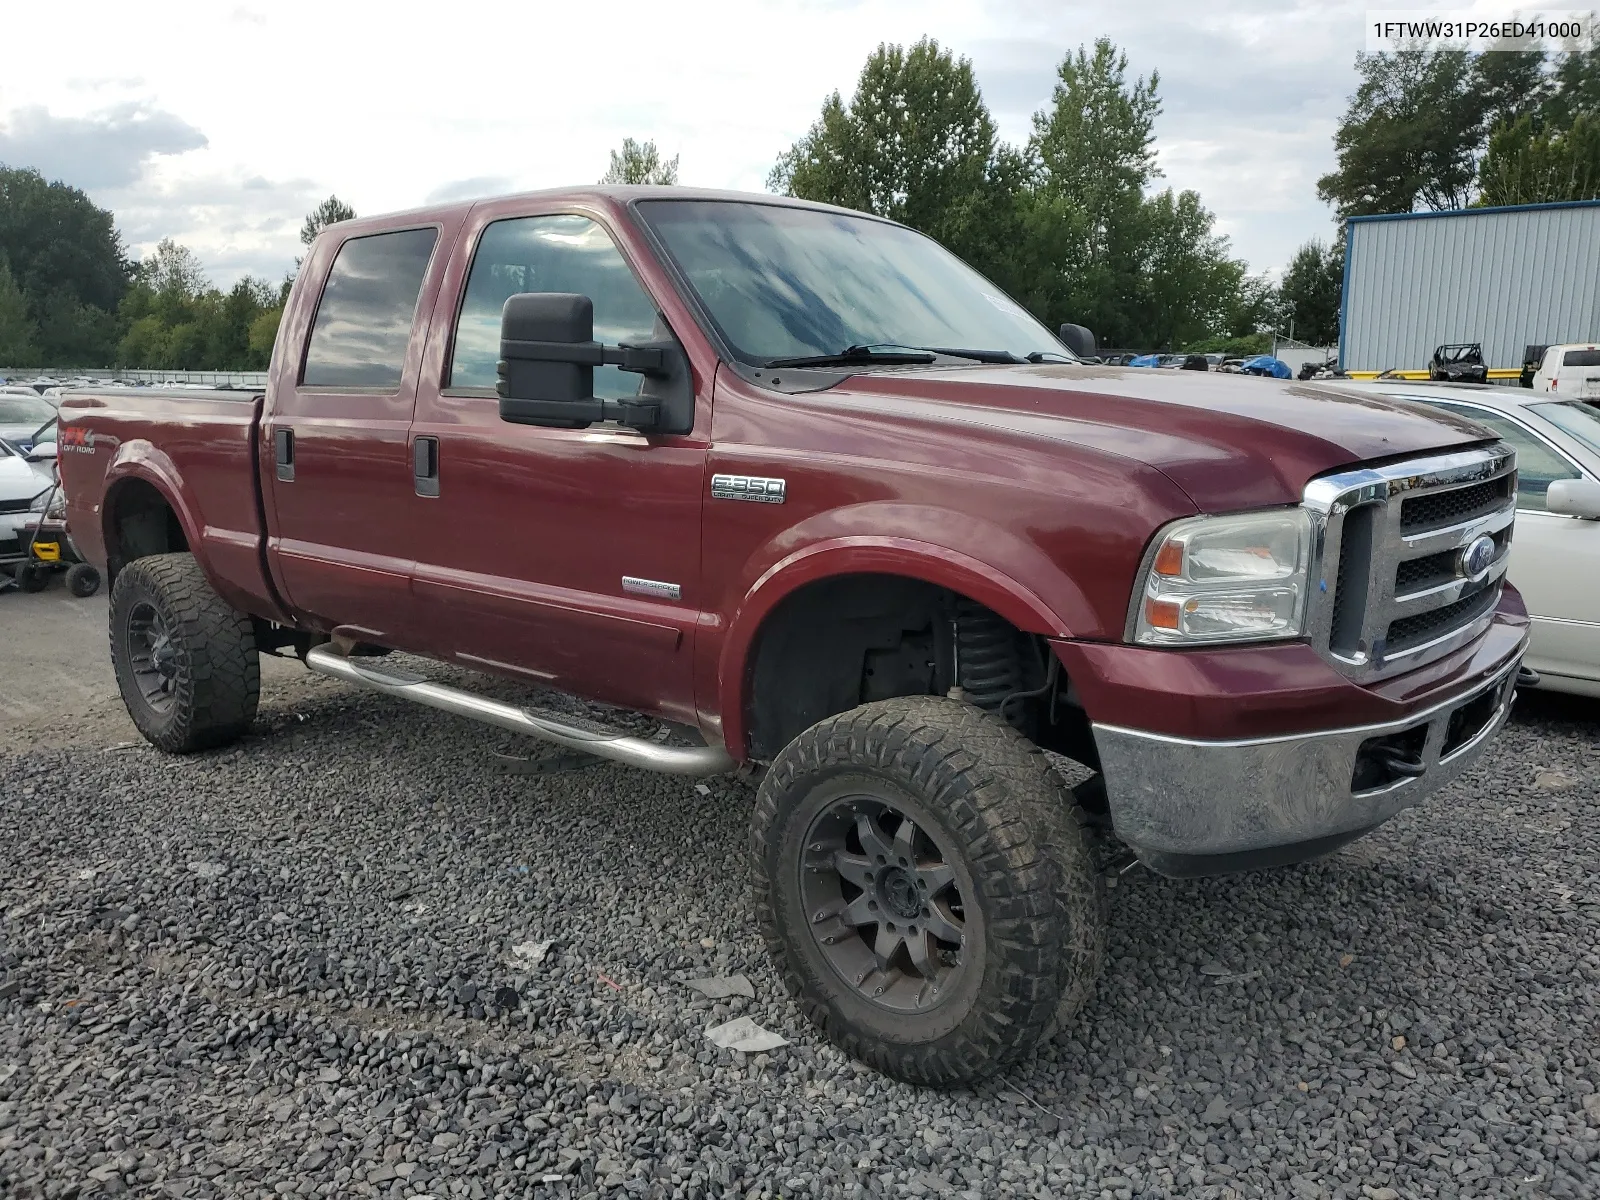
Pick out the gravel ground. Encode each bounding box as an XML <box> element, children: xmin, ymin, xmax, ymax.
<box><xmin>2</xmin><ymin>588</ymin><xmax>1599</xmax><ymax>1199</ymax></box>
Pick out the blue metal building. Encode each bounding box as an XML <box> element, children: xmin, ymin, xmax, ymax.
<box><xmin>1340</xmin><ymin>199</ymin><xmax>1600</xmax><ymax>372</ymax></box>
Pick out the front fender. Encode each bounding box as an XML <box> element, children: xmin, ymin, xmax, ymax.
<box><xmin>710</xmin><ymin>502</ymin><xmax>1098</xmax><ymax>756</ymax></box>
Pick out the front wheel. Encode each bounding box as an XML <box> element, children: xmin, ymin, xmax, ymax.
<box><xmin>751</xmin><ymin>696</ymin><xmax>1106</xmax><ymax>1086</ymax></box>
<box><xmin>109</xmin><ymin>553</ymin><xmax>260</xmax><ymax>753</ymax></box>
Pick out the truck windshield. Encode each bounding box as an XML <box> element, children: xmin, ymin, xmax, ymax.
<box><xmin>636</xmin><ymin>200</ymin><xmax>1069</xmax><ymax>367</ymax></box>
<box><xmin>1531</xmin><ymin>400</ymin><xmax>1600</xmax><ymax>458</ymax></box>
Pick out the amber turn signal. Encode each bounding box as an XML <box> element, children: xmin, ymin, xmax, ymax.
<box><xmin>1152</xmin><ymin>539</ymin><xmax>1184</xmax><ymax>577</ymax></box>
<box><xmin>1143</xmin><ymin>595</ymin><xmax>1181</xmax><ymax>630</ymax></box>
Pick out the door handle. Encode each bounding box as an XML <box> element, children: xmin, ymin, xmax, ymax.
<box><xmin>274</xmin><ymin>428</ymin><xmax>295</xmax><ymax>482</ymax></box>
<box><xmin>413</xmin><ymin>435</ymin><xmax>439</xmax><ymax>497</ymax></box>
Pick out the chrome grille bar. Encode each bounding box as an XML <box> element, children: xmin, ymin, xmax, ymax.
<box><xmin>1303</xmin><ymin>445</ymin><xmax>1517</xmax><ymax>681</ymax></box>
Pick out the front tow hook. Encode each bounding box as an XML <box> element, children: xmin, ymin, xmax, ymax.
<box><xmin>1517</xmin><ymin>665</ymin><xmax>1541</xmax><ymax>688</ymax></box>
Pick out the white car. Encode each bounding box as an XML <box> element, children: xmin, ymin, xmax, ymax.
<box><xmin>0</xmin><ymin>437</ymin><xmax>53</xmax><ymax>582</ymax></box>
<box><xmin>1356</xmin><ymin>380</ymin><xmax>1600</xmax><ymax>698</ymax></box>
<box><xmin>1530</xmin><ymin>344</ymin><xmax>1600</xmax><ymax>397</ymax></box>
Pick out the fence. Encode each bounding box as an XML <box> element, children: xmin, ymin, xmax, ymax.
<box><xmin>0</xmin><ymin>368</ymin><xmax>269</xmax><ymax>388</ymax></box>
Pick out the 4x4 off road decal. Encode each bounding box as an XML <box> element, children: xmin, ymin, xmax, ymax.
<box><xmin>711</xmin><ymin>474</ymin><xmax>786</xmax><ymax>504</ymax></box>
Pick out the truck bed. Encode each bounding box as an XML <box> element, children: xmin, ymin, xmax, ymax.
<box><xmin>56</xmin><ymin>388</ymin><xmax>286</xmax><ymax>622</ymax></box>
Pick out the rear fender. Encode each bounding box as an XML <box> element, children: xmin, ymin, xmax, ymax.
<box><xmin>100</xmin><ymin>444</ymin><xmax>276</xmax><ymax>620</ymax></box>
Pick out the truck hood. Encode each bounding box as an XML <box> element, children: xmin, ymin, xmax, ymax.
<box><xmin>845</xmin><ymin>364</ymin><xmax>1492</xmax><ymax>511</ymax></box>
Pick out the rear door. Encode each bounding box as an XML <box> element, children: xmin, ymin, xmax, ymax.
<box><xmin>263</xmin><ymin>224</ymin><xmax>448</xmax><ymax>641</ymax></box>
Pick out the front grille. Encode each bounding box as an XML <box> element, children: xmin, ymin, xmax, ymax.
<box><xmin>1386</xmin><ymin>585</ymin><xmax>1498</xmax><ymax>652</ymax></box>
<box><xmin>1394</xmin><ymin>548</ymin><xmax>1457</xmax><ymax>593</ymax></box>
<box><xmin>0</xmin><ymin>496</ymin><xmax>35</xmax><ymax>515</ymax></box>
<box><xmin>1400</xmin><ymin>477</ymin><xmax>1510</xmax><ymax>531</ymax></box>
<box><xmin>1307</xmin><ymin>444</ymin><xmax>1517</xmax><ymax>680</ymax></box>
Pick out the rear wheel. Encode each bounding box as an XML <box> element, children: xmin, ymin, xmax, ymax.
<box><xmin>751</xmin><ymin>696</ymin><xmax>1105</xmax><ymax>1085</ymax></box>
<box><xmin>109</xmin><ymin>553</ymin><xmax>259</xmax><ymax>753</ymax></box>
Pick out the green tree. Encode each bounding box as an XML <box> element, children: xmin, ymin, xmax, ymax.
<box><xmin>600</xmin><ymin>138</ymin><xmax>680</xmax><ymax>185</ymax></box>
<box><xmin>1544</xmin><ymin>49</ymin><xmax>1600</xmax><ymax>129</ymax></box>
<box><xmin>1317</xmin><ymin>51</ymin><xmax>1484</xmax><ymax>216</ymax></box>
<box><xmin>1478</xmin><ymin>112</ymin><xmax>1600</xmax><ymax>204</ymax></box>
<box><xmin>1277</xmin><ymin>238</ymin><xmax>1343</xmax><ymax>345</ymax></box>
<box><xmin>769</xmin><ymin>38</ymin><xmax>1015</xmax><ymax>274</ymax></box>
<box><xmin>0</xmin><ymin>165</ymin><xmax>129</xmax><ymax>363</ymax></box>
<box><xmin>1477</xmin><ymin>48</ymin><xmax>1600</xmax><ymax>205</ymax></box>
<box><xmin>300</xmin><ymin>195</ymin><xmax>357</xmax><ymax>246</ymax></box>
<box><xmin>1019</xmin><ymin>40</ymin><xmax>1165</xmax><ymax>344</ymax></box>
<box><xmin>0</xmin><ymin>258</ymin><xmax>39</xmax><ymax>365</ymax></box>
<box><xmin>1133</xmin><ymin>189</ymin><xmax>1247</xmax><ymax>350</ymax></box>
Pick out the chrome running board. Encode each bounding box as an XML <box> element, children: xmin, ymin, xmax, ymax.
<box><xmin>305</xmin><ymin>645</ymin><xmax>733</xmax><ymax>777</ymax></box>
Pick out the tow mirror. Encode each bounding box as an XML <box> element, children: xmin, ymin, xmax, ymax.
<box><xmin>496</xmin><ymin>292</ymin><xmax>691</xmax><ymax>434</ymax></box>
<box><xmin>1546</xmin><ymin>478</ymin><xmax>1600</xmax><ymax>520</ymax></box>
<box><xmin>1058</xmin><ymin>323</ymin><xmax>1097</xmax><ymax>359</ymax></box>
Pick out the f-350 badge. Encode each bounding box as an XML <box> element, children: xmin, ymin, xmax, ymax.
<box><xmin>711</xmin><ymin>474</ymin><xmax>786</xmax><ymax>504</ymax></box>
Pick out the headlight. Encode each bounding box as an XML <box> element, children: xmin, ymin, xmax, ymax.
<box><xmin>46</xmin><ymin>488</ymin><xmax>66</xmax><ymax>519</ymax></box>
<box><xmin>1132</xmin><ymin>509</ymin><xmax>1312</xmax><ymax>645</ymax></box>
<box><xmin>27</xmin><ymin>488</ymin><xmax>51</xmax><ymax>513</ymax></box>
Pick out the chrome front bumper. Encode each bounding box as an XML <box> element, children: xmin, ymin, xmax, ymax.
<box><xmin>1093</xmin><ymin>652</ymin><xmax>1523</xmax><ymax>876</ymax></box>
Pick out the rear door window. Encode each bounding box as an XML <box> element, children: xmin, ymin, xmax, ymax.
<box><xmin>448</xmin><ymin>214</ymin><xmax>659</xmax><ymax>399</ymax></box>
<box><xmin>1562</xmin><ymin>349</ymin><xmax>1600</xmax><ymax>367</ymax></box>
<box><xmin>302</xmin><ymin>228</ymin><xmax>439</xmax><ymax>389</ymax></box>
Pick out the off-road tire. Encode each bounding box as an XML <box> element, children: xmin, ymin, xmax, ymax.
<box><xmin>66</xmin><ymin>562</ymin><xmax>101</xmax><ymax>597</ymax></box>
<box><xmin>109</xmin><ymin>552</ymin><xmax>259</xmax><ymax>753</ymax></box>
<box><xmin>751</xmin><ymin>696</ymin><xmax>1106</xmax><ymax>1085</ymax></box>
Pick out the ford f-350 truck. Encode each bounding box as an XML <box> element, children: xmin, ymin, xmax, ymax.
<box><xmin>57</xmin><ymin>188</ymin><xmax>1527</xmax><ymax>1085</ymax></box>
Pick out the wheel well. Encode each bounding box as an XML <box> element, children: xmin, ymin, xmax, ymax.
<box><xmin>744</xmin><ymin>573</ymin><xmax>1099</xmax><ymax>768</ymax></box>
<box><xmin>104</xmin><ymin>479</ymin><xmax>188</xmax><ymax>583</ymax></box>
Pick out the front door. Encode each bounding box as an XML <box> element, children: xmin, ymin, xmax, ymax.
<box><xmin>408</xmin><ymin>209</ymin><xmax>709</xmax><ymax>724</ymax></box>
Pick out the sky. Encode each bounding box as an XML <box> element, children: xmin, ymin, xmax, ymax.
<box><xmin>0</xmin><ymin>0</ymin><xmax>1419</xmax><ymax>288</ymax></box>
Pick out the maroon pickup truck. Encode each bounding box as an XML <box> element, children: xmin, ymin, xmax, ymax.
<box><xmin>58</xmin><ymin>187</ymin><xmax>1527</xmax><ymax>1085</ymax></box>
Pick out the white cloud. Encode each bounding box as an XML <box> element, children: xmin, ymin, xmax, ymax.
<box><xmin>0</xmin><ymin>0</ymin><xmax>1388</xmax><ymax>284</ymax></box>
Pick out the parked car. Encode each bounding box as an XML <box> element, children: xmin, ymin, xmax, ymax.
<box><xmin>0</xmin><ymin>437</ymin><xmax>52</xmax><ymax>589</ymax></box>
<box><xmin>1240</xmin><ymin>355</ymin><xmax>1292</xmax><ymax>378</ymax></box>
<box><xmin>1528</xmin><ymin>343</ymin><xmax>1600</xmax><ymax>398</ymax></box>
<box><xmin>0</xmin><ymin>393</ymin><xmax>58</xmax><ymax>451</ymax></box>
<box><xmin>1429</xmin><ymin>343</ymin><xmax>1488</xmax><ymax>384</ymax></box>
<box><xmin>1356</xmin><ymin>380</ymin><xmax>1600</xmax><ymax>697</ymax></box>
<box><xmin>58</xmin><ymin>186</ymin><xmax>1527</xmax><ymax>1084</ymax></box>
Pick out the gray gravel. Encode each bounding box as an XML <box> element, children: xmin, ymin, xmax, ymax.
<box><xmin>2</xmin><ymin>656</ymin><xmax>1598</xmax><ymax>1199</ymax></box>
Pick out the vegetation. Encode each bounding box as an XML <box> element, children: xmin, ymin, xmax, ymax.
<box><xmin>4</xmin><ymin>42</ymin><xmax>1590</xmax><ymax>370</ymax></box>
<box><xmin>0</xmin><ymin>181</ymin><xmax>349</xmax><ymax>371</ymax></box>
<box><xmin>1319</xmin><ymin>48</ymin><xmax>1599</xmax><ymax>217</ymax></box>
<box><xmin>599</xmin><ymin>139</ymin><xmax>679</xmax><ymax>185</ymax></box>
<box><xmin>771</xmin><ymin>38</ymin><xmax>1266</xmax><ymax>351</ymax></box>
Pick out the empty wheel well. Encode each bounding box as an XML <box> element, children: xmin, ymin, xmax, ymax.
<box><xmin>104</xmin><ymin>479</ymin><xmax>188</xmax><ymax>583</ymax></box>
<box><xmin>744</xmin><ymin>573</ymin><xmax>1099</xmax><ymax>768</ymax></box>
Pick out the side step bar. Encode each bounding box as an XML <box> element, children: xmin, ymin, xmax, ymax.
<box><xmin>305</xmin><ymin>645</ymin><xmax>733</xmax><ymax>777</ymax></box>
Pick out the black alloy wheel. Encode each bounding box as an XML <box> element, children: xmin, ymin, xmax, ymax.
<box><xmin>800</xmin><ymin>795</ymin><xmax>970</xmax><ymax>1014</ymax></box>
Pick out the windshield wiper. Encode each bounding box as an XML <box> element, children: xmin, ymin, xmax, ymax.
<box><xmin>763</xmin><ymin>345</ymin><xmax>937</xmax><ymax>369</ymax></box>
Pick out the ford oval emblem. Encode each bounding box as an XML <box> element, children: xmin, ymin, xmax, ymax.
<box><xmin>1457</xmin><ymin>533</ymin><xmax>1497</xmax><ymax>582</ymax></box>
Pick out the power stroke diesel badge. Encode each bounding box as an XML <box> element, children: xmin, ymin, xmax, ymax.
<box><xmin>711</xmin><ymin>474</ymin><xmax>786</xmax><ymax>504</ymax></box>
